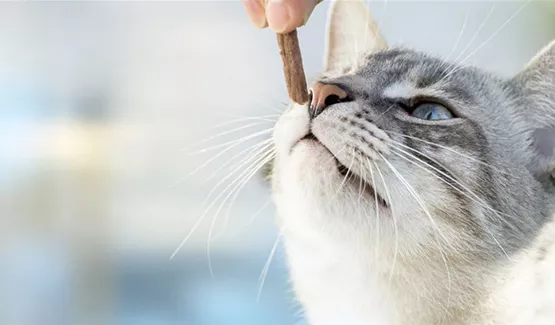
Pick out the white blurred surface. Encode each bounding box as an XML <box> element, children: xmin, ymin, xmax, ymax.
<box><xmin>0</xmin><ymin>1</ymin><xmax>554</xmax><ymax>325</ymax></box>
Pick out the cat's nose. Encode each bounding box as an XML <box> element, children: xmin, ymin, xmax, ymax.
<box><xmin>309</xmin><ymin>82</ymin><xmax>350</xmax><ymax>118</ymax></box>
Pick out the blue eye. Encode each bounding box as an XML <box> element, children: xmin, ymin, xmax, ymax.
<box><xmin>411</xmin><ymin>103</ymin><xmax>453</xmax><ymax>120</ymax></box>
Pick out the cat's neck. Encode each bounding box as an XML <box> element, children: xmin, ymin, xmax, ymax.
<box><xmin>281</xmin><ymin>217</ymin><xmax>501</xmax><ymax>325</ymax></box>
<box><xmin>282</xmin><ymin>214</ymin><xmax>555</xmax><ymax>325</ymax></box>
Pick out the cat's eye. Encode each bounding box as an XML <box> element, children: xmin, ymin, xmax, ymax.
<box><xmin>411</xmin><ymin>103</ymin><xmax>453</xmax><ymax>120</ymax></box>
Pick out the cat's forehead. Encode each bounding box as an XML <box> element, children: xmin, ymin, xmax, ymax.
<box><xmin>323</xmin><ymin>48</ymin><xmax>497</xmax><ymax>108</ymax></box>
<box><xmin>362</xmin><ymin>49</ymin><xmax>466</xmax><ymax>88</ymax></box>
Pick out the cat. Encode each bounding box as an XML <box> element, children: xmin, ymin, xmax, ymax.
<box><xmin>269</xmin><ymin>0</ymin><xmax>555</xmax><ymax>324</ymax></box>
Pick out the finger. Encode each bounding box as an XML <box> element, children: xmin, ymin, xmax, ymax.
<box><xmin>241</xmin><ymin>0</ymin><xmax>268</xmax><ymax>29</ymax></box>
<box><xmin>266</xmin><ymin>0</ymin><xmax>321</xmax><ymax>33</ymax></box>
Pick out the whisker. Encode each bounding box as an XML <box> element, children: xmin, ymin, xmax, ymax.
<box><xmin>387</xmin><ymin>139</ymin><xmax>519</xmax><ymax>227</ymax></box>
<box><xmin>210</xmin><ymin>115</ymin><xmax>279</xmax><ymax>130</ymax></box>
<box><xmin>388</xmin><ymin>143</ymin><xmax>484</xmax><ymax>206</ymax></box>
<box><xmin>257</xmin><ymin>231</ymin><xmax>284</xmax><ymax>302</ymax></box>
<box><xmin>379</xmin><ymin>154</ymin><xmax>448</xmax><ymax>244</ymax></box>
<box><xmin>439</xmin><ymin>4</ymin><xmax>496</xmax><ymax>81</ymax></box>
<box><xmin>385</xmin><ymin>130</ymin><xmax>508</xmax><ymax>175</ymax></box>
<box><xmin>187</xmin><ymin>127</ymin><xmax>273</xmax><ymax>155</ymax></box>
<box><xmin>366</xmin><ymin>159</ymin><xmax>380</xmax><ymax>269</ymax></box>
<box><xmin>379</xmin><ymin>154</ymin><xmax>453</xmax><ymax>311</ymax></box>
<box><xmin>374</xmin><ymin>102</ymin><xmax>397</xmax><ymax>123</ymax></box>
<box><xmin>453</xmin><ymin>5</ymin><xmax>496</xmax><ymax>65</ymax></box>
<box><xmin>432</xmin><ymin>9</ymin><xmax>470</xmax><ymax>79</ymax></box>
<box><xmin>436</xmin><ymin>63</ymin><xmax>473</xmax><ymax>86</ymax></box>
<box><xmin>324</xmin><ymin>145</ymin><xmax>347</xmax><ymax>166</ymax></box>
<box><xmin>200</xmin><ymin>144</ymin><xmax>274</xmax><ymax>210</ymax></box>
<box><xmin>212</xmin><ymin>149</ymin><xmax>275</xmax><ymax>240</ymax></box>
<box><xmin>357</xmin><ymin>152</ymin><xmax>366</xmax><ymax>203</ymax></box>
<box><xmin>251</xmin><ymin>96</ymin><xmax>289</xmax><ymax>115</ymax></box>
<box><xmin>169</xmin><ymin>148</ymin><xmax>275</xmax><ymax>260</ymax></box>
<box><xmin>373</xmin><ymin>160</ymin><xmax>398</xmax><ymax>285</ymax></box>
<box><xmin>206</xmin><ymin>149</ymin><xmax>276</xmax><ymax>277</ymax></box>
<box><xmin>244</xmin><ymin>199</ymin><xmax>274</xmax><ymax>228</ymax></box>
<box><xmin>442</xmin><ymin>0</ymin><xmax>531</xmax><ymax>82</ymax></box>
<box><xmin>335</xmin><ymin>147</ymin><xmax>356</xmax><ymax>197</ymax></box>
<box><xmin>212</xmin><ymin>199</ymin><xmax>274</xmax><ymax>242</ymax></box>
<box><xmin>456</xmin><ymin>0</ymin><xmax>531</xmax><ymax>68</ymax></box>
<box><xmin>203</xmin><ymin>139</ymin><xmax>274</xmax><ymax>184</ymax></box>
<box><xmin>179</xmin><ymin>129</ymin><xmax>273</xmax><ymax>184</ymax></box>
<box><xmin>444</xmin><ymin>10</ymin><xmax>470</xmax><ymax>62</ymax></box>
<box><xmin>389</xmin><ymin>145</ymin><xmax>513</xmax><ymax>260</ymax></box>
<box><xmin>185</xmin><ymin>121</ymin><xmax>274</xmax><ymax>151</ymax></box>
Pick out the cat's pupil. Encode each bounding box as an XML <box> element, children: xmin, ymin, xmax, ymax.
<box><xmin>411</xmin><ymin>102</ymin><xmax>453</xmax><ymax>121</ymax></box>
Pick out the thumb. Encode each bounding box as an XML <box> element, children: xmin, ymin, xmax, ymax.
<box><xmin>266</xmin><ymin>0</ymin><xmax>322</xmax><ymax>33</ymax></box>
<box><xmin>242</xmin><ymin>0</ymin><xmax>269</xmax><ymax>29</ymax></box>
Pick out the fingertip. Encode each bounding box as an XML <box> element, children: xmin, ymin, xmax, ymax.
<box><xmin>268</xmin><ymin>0</ymin><xmax>319</xmax><ymax>33</ymax></box>
<box><xmin>266</xmin><ymin>0</ymin><xmax>291</xmax><ymax>33</ymax></box>
<box><xmin>242</xmin><ymin>0</ymin><xmax>268</xmax><ymax>29</ymax></box>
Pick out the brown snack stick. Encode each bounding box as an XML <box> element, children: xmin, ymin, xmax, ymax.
<box><xmin>276</xmin><ymin>29</ymin><xmax>309</xmax><ymax>105</ymax></box>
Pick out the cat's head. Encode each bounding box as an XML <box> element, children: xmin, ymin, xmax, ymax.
<box><xmin>271</xmin><ymin>0</ymin><xmax>555</xmax><ymax>261</ymax></box>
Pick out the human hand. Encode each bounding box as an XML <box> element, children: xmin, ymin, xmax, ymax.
<box><xmin>241</xmin><ymin>0</ymin><xmax>323</xmax><ymax>33</ymax></box>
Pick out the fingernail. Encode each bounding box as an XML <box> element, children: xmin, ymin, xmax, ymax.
<box><xmin>267</xmin><ymin>0</ymin><xmax>290</xmax><ymax>33</ymax></box>
<box><xmin>242</xmin><ymin>0</ymin><xmax>267</xmax><ymax>29</ymax></box>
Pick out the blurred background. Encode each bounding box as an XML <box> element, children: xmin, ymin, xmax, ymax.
<box><xmin>1</xmin><ymin>1</ymin><xmax>554</xmax><ymax>325</ymax></box>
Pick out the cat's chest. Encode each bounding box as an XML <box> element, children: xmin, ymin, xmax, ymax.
<box><xmin>487</xmin><ymin>221</ymin><xmax>555</xmax><ymax>325</ymax></box>
<box><xmin>282</xmin><ymin>231</ymin><xmax>397</xmax><ymax>325</ymax></box>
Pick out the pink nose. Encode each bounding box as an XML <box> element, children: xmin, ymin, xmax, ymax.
<box><xmin>309</xmin><ymin>82</ymin><xmax>349</xmax><ymax>117</ymax></box>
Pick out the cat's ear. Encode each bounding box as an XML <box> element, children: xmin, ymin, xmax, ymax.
<box><xmin>324</xmin><ymin>0</ymin><xmax>387</xmax><ymax>74</ymax></box>
<box><xmin>512</xmin><ymin>40</ymin><xmax>555</xmax><ymax>177</ymax></box>
<box><xmin>513</xmin><ymin>40</ymin><xmax>555</xmax><ymax>93</ymax></box>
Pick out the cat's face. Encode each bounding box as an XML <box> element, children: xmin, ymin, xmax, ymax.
<box><xmin>271</xmin><ymin>0</ymin><xmax>555</xmax><ymax>261</ymax></box>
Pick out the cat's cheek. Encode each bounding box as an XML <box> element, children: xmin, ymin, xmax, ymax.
<box><xmin>273</xmin><ymin>103</ymin><xmax>310</xmax><ymax>157</ymax></box>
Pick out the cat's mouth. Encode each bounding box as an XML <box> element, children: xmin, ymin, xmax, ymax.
<box><xmin>300</xmin><ymin>133</ymin><xmax>388</xmax><ymax>208</ymax></box>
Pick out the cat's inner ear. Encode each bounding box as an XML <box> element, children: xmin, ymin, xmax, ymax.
<box><xmin>324</xmin><ymin>0</ymin><xmax>388</xmax><ymax>74</ymax></box>
<box><xmin>513</xmin><ymin>40</ymin><xmax>555</xmax><ymax>178</ymax></box>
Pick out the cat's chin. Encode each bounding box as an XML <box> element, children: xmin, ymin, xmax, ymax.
<box><xmin>337</xmin><ymin>167</ymin><xmax>389</xmax><ymax>208</ymax></box>
<box><xmin>291</xmin><ymin>132</ymin><xmax>322</xmax><ymax>153</ymax></box>
<box><xmin>287</xmin><ymin>134</ymin><xmax>388</xmax><ymax>208</ymax></box>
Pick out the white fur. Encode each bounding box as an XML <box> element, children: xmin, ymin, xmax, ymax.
<box><xmin>383</xmin><ymin>82</ymin><xmax>447</xmax><ymax>100</ymax></box>
<box><xmin>486</xmin><ymin>222</ymin><xmax>555</xmax><ymax>325</ymax></box>
<box><xmin>273</xmin><ymin>100</ymin><xmax>555</xmax><ymax>325</ymax></box>
<box><xmin>271</xmin><ymin>1</ymin><xmax>555</xmax><ymax>324</ymax></box>
<box><xmin>273</xmin><ymin>103</ymin><xmax>475</xmax><ymax>325</ymax></box>
<box><xmin>382</xmin><ymin>82</ymin><xmax>418</xmax><ymax>99</ymax></box>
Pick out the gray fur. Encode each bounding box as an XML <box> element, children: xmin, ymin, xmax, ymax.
<box><xmin>270</xmin><ymin>40</ymin><xmax>555</xmax><ymax>324</ymax></box>
<box><xmin>312</xmin><ymin>45</ymin><xmax>555</xmax><ymax>256</ymax></box>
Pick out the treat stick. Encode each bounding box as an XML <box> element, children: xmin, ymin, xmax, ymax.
<box><xmin>276</xmin><ymin>29</ymin><xmax>309</xmax><ymax>105</ymax></box>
